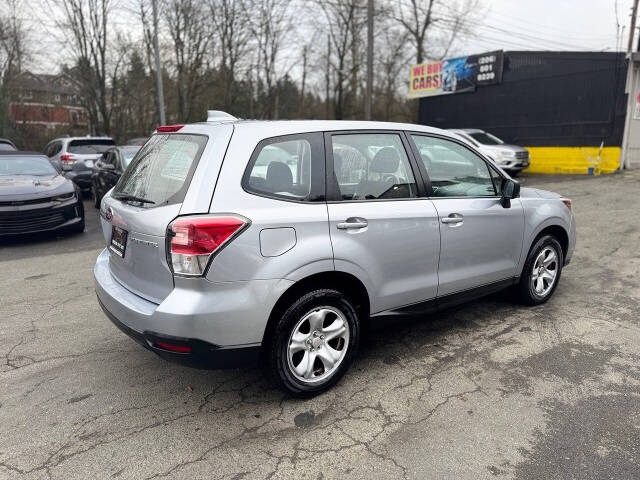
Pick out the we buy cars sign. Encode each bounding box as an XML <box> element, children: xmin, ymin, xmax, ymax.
<box><xmin>408</xmin><ymin>50</ymin><xmax>503</xmax><ymax>99</ymax></box>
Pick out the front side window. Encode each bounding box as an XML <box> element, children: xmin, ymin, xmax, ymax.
<box><xmin>411</xmin><ymin>135</ymin><xmax>496</xmax><ymax>197</ymax></box>
<box><xmin>244</xmin><ymin>134</ymin><xmax>324</xmax><ymax>202</ymax></box>
<box><xmin>113</xmin><ymin>134</ymin><xmax>206</xmax><ymax>207</ymax></box>
<box><xmin>330</xmin><ymin>133</ymin><xmax>417</xmax><ymax>200</ymax></box>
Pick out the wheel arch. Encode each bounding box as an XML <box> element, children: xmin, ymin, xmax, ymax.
<box><xmin>261</xmin><ymin>271</ymin><xmax>370</xmax><ymax>346</ymax></box>
<box><xmin>521</xmin><ymin>222</ymin><xmax>570</xmax><ymax>276</ymax></box>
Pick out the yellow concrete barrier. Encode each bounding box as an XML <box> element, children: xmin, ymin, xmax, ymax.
<box><xmin>524</xmin><ymin>146</ymin><xmax>621</xmax><ymax>174</ymax></box>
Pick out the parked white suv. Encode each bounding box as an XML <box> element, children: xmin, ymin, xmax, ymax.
<box><xmin>448</xmin><ymin>129</ymin><xmax>530</xmax><ymax>175</ymax></box>
<box><xmin>43</xmin><ymin>136</ymin><xmax>115</xmax><ymax>191</ymax></box>
<box><xmin>95</xmin><ymin>114</ymin><xmax>575</xmax><ymax>396</ymax></box>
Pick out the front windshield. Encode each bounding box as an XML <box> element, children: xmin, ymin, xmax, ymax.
<box><xmin>468</xmin><ymin>131</ymin><xmax>504</xmax><ymax>145</ymax></box>
<box><xmin>0</xmin><ymin>156</ymin><xmax>57</xmax><ymax>176</ymax></box>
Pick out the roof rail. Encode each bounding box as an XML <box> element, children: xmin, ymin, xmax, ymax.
<box><xmin>206</xmin><ymin>110</ymin><xmax>237</xmax><ymax>122</ymax></box>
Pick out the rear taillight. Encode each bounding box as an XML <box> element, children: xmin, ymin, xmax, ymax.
<box><xmin>168</xmin><ymin>215</ymin><xmax>249</xmax><ymax>276</ymax></box>
<box><xmin>562</xmin><ymin>199</ymin><xmax>572</xmax><ymax>211</ymax></box>
<box><xmin>154</xmin><ymin>341</ymin><xmax>191</xmax><ymax>353</ymax></box>
<box><xmin>157</xmin><ymin>124</ymin><xmax>184</xmax><ymax>132</ymax></box>
<box><xmin>60</xmin><ymin>154</ymin><xmax>75</xmax><ymax>163</ymax></box>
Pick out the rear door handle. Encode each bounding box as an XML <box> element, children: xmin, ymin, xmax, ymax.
<box><xmin>441</xmin><ymin>214</ymin><xmax>463</xmax><ymax>224</ymax></box>
<box><xmin>337</xmin><ymin>217</ymin><xmax>368</xmax><ymax>230</ymax></box>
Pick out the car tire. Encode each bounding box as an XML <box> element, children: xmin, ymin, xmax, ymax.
<box><xmin>92</xmin><ymin>185</ymin><xmax>100</xmax><ymax>208</ymax></box>
<box><xmin>69</xmin><ymin>219</ymin><xmax>85</xmax><ymax>234</ymax></box>
<box><xmin>518</xmin><ymin>235</ymin><xmax>563</xmax><ymax>305</ymax></box>
<box><xmin>266</xmin><ymin>288</ymin><xmax>360</xmax><ymax>397</ymax></box>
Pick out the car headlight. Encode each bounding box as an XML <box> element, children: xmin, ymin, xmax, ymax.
<box><xmin>53</xmin><ymin>192</ymin><xmax>76</xmax><ymax>202</ymax></box>
<box><xmin>499</xmin><ymin>150</ymin><xmax>515</xmax><ymax>158</ymax></box>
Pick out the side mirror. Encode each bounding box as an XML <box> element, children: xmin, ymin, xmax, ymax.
<box><xmin>500</xmin><ymin>178</ymin><xmax>520</xmax><ymax>208</ymax></box>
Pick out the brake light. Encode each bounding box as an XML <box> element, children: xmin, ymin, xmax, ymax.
<box><xmin>60</xmin><ymin>154</ymin><xmax>75</xmax><ymax>163</ymax></box>
<box><xmin>154</xmin><ymin>341</ymin><xmax>191</xmax><ymax>353</ymax></box>
<box><xmin>157</xmin><ymin>124</ymin><xmax>184</xmax><ymax>133</ymax></box>
<box><xmin>168</xmin><ymin>215</ymin><xmax>248</xmax><ymax>276</ymax></box>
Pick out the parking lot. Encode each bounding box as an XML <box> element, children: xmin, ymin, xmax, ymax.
<box><xmin>1</xmin><ymin>172</ymin><xmax>639</xmax><ymax>480</ymax></box>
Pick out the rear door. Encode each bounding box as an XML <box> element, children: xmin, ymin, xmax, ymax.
<box><xmin>100</xmin><ymin>132</ymin><xmax>212</xmax><ymax>303</ymax></box>
<box><xmin>408</xmin><ymin>134</ymin><xmax>524</xmax><ymax>297</ymax></box>
<box><xmin>325</xmin><ymin>131</ymin><xmax>440</xmax><ymax>314</ymax></box>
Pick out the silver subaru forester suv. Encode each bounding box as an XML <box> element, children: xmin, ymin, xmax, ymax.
<box><xmin>94</xmin><ymin>114</ymin><xmax>576</xmax><ymax>396</ymax></box>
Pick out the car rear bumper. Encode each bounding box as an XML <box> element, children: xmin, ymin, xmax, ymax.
<box><xmin>94</xmin><ymin>248</ymin><xmax>292</xmax><ymax>369</ymax></box>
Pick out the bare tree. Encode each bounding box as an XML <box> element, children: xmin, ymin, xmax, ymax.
<box><xmin>57</xmin><ymin>0</ymin><xmax>119</xmax><ymax>134</ymax></box>
<box><xmin>164</xmin><ymin>0</ymin><xmax>210</xmax><ymax>122</ymax></box>
<box><xmin>0</xmin><ymin>0</ymin><xmax>26</xmax><ymax>136</ymax></box>
<box><xmin>247</xmin><ymin>0</ymin><xmax>293</xmax><ymax>119</ymax></box>
<box><xmin>394</xmin><ymin>0</ymin><xmax>480</xmax><ymax>64</ymax></box>
<box><xmin>208</xmin><ymin>0</ymin><xmax>250</xmax><ymax>113</ymax></box>
<box><xmin>316</xmin><ymin>0</ymin><xmax>366</xmax><ymax>120</ymax></box>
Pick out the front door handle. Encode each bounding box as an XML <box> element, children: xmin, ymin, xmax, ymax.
<box><xmin>337</xmin><ymin>217</ymin><xmax>368</xmax><ymax>230</ymax></box>
<box><xmin>441</xmin><ymin>214</ymin><xmax>463</xmax><ymax>224</ymax></box>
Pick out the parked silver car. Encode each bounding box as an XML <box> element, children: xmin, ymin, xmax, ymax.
<box><xmin>448</xmin><ymin>129</ymin><xmax>530</xmax><ymax>175</ymax></box>
<box><xmin>43</xmin><ymin>136</ymin><xmax>115</xmax><ymax>191</ymax></box>
<box><xmin>94</xmin><ymin>116</ymin><xmax>575</xmax><ymax>396</ymax></box>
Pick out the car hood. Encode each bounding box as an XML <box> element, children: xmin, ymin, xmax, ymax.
<box><xmin>0</xmin><ymin>174</ymin><xmax>74</xmax><ymax>199</ymax></box>
<box><xmin>489</xmin><ymin>144</ymin><xmax>528</xmax><ymax>153</ymax></box>
<box><xmin>519</xmin><ymin>187</ymin><xmax>563</xmax><ymax>199</ymax></box>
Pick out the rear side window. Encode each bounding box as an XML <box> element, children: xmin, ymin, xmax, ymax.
<box><xmin>113</xmin><ymin>134</ymin><xmax>207</xmax><ymax>207</ymax></box>
<box><xmin>68</xmin><ymin>139</ymin><xmax>115</xmax><ymax>154</ymax></box>
<box><xmin>243</xmin><ymin>133</ymin><xmax>325</xmax><ymax>202</ymax></box>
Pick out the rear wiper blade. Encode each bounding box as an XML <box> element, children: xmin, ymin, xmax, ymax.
<box><xmin>112</xmin><ymin>193</ymin><xmax>155</xmax><ymax>204</ymax></box>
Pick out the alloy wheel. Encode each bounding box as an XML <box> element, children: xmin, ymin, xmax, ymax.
<box><xmin>531</xmin><ymin>246</ymin><xmax>558</xmax><ymax>297</ymax></box>
<box><xmin>287</xmin><ymin>306</ymin><xmax>350</xmax><ymax>383</ymax></box>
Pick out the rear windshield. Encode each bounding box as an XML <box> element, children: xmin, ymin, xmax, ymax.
<box><xmin>112</xmin><ymin>134</ymin><xmax>206</xmax><ymax>207</ymax></box>
<box><xmin>68</xmin><ymin>139</ymin><xmax>115</xmax><ymax>154</ymax></box>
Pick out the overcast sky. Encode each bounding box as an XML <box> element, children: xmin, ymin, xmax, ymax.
<box><xmin>19</xmin><ymin>0</ymin><xmax>637</xmax><ymax>74</ymax></box>
<box><xmin>459</xmin><ymin>0</ymin><xmax>634</xmax><ymax>55</ymax></box>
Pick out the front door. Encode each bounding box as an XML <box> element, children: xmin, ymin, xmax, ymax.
<box><xmin>408</xmin><ymin>134</ymin><xmax>524</xmax><ymax>297</ymax></box>
<box><xmin>325</xmin><ymin>131</ymin><xmax>440</xmax><ymax>314</ymax></box>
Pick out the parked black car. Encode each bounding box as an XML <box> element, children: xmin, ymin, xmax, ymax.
<box><xmin>0</xmin><ymin>139</ymin><xmax>17</xmax><ymax>151</ymax></box>
<box><xmin>91</xmin><ymin>146</ymin><xmax>140</xmax><ymax>207</ymax></box>
<box><xmin>0</xmin><ymin>152</ymin><xmax>85</xmax><ymax>236</ymax></box>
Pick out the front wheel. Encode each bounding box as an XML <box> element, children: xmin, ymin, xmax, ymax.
<box><xmin>266</xmin><ymin>289</ymin><xmax>360</xmax><ymax>397</ymax></box>
<box><xmin>518</xmin><ymin>235</ymin><xmax>563</xmax><ymax>305</ymax></box>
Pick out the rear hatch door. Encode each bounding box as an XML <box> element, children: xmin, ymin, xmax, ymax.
<box><xmin>100</xmin><ymin>132</ymin><xmax>210</xmax><ymax>303</ymax></box>
<box><xmin>67</xmin><ymin>139</ymin><xmax>115</xmax><ymax>172</ymax></box>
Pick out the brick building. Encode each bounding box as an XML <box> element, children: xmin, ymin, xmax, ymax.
<box><xmin>9</xmin><ymin>72</ymin><xmax>88</xmax><ymax>132</ymax></box>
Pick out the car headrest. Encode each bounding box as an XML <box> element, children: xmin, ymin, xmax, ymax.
<box><xmin>371</xmin><ymin>147</ymin><xmax>400</xmax><ymax>174</ymax></box>
<box><xmin>266</xmin><ymin>161</ymin><xmax>293</xmax><ymax>192</ymax></box>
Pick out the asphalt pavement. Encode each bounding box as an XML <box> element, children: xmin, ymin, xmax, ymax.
<box><xmin>1</xmin><ymin>172</ymin><xmax>639</xmax><ymax>479</ymax></box>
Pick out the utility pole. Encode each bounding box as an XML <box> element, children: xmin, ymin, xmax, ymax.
<box><xmin>365</xmin><ymin>0</ymin><xmax>373</xmax><ymax>121</ymax></box>
<box><xmin>152</xmin><ymin>0</ymin><xmax>166</xmax><ymax>125</ymax></box>
<box><xmin>630</xmin><ymin>0</ymin><xmax>639</xmax><ymax>53</ymax></box>
<box><xmin>621</xmin><ymin>0</ymin><xmax>640</xmax><ymax>170</ymax></box>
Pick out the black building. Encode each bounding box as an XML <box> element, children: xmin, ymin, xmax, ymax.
<box><xmin>418</xmin><ymin>51</ymin><xmax>627</xmax><ymax>148</ymax></box>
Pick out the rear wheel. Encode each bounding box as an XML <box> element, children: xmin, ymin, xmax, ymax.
<box><xmin>266</xmin><ymin>288</ymin><xmax>359</xmax><ymax>397</ymax></box>
<box><xmin>92</xmin><ymin>184</ymin><xmax>100</xmax><ymax>208</ymax></box>
<box><xmin>518</xmin><ymin>235</ymin><xmax>563</xmax><ymax>305</ymax></box>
